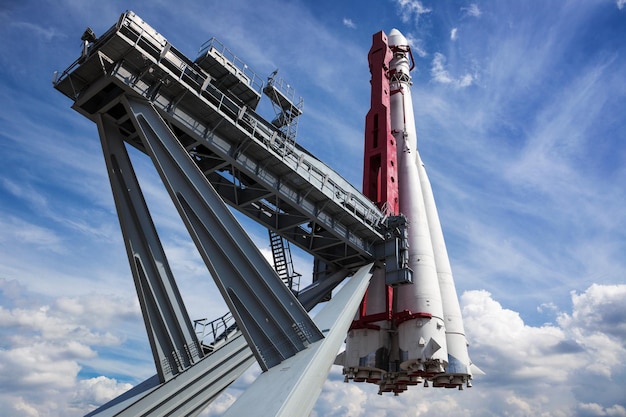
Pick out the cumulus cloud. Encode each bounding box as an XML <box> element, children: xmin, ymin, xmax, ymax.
<box><xmin>556</xmin><ymin>284</ymin><xmax>626</xmax><ymax>378</ymax></box>
<box><xmin>205</xmin><ymin>283</ymin><xmax>625</xmax><ymax>417</ymax></box>
<box><xmin>462</xmin><ymin>289</ymin><xmax>580</xmax><ymax>386</ymax></box>
<box><xmin>617</xmin><ymin>0</ymin><xmax>625</xmax><ymax>10</ymax></box>
<box><xmin>72</xmin><ymin>377</ymin><xmax>133</xmax><ymax>413</ymax></box>
<box><xmin>313</xmin><ymin>378</ymin><xmax>368</xmax><ymax>417</ymax></box>
<box><xmin>2</xmin><ymin>275</ymin><xmax>625</xmax><ymax>416</ymax></box>
<box><xmin>0</xmin><ymin>279</ymin><xmax>143</xmax><ymax>415</ymax></box>
<box><xmin>558</xmin><ymin>283</ymin><xmax>626</xmax><ymax>341</ymax></box>
<box><xmin>450</xmin><ymin>27</ymin><xmax>458</xmax><ymax>41</ymax></box>
<box><xmin>200</xmin><ymin>392</ymin><xmax>238</xmax><ymax>416</ymax></box>
<box><xmin>460</xmin><ymin>285</ymin><xmax>626</xmax><ymax>414</ymax></box>
<box><xmin>431</xmin><ymin>52</ymin><xmax>475</xmax><ymax>88</ymax></box>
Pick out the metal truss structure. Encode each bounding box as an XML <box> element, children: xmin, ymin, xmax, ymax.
<box><xmin>53</xmin><ymin>11</ymin><xmax>411</xmax><ymax>417</ymax></box>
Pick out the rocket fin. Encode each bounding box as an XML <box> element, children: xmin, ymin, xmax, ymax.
<box><xmin>470</xmin><ymin>362</ymin><xmax>486</xmax><ymax>376</ymax></box>
<box><xmin>427</xmin><ymin>337</ymin><xmax>442</xmax><ymax>355</ymax></box>
<box><xmin>334</xmin><ymin>350</ymin><xmax>346</xmax><ymax>366</ymax></box>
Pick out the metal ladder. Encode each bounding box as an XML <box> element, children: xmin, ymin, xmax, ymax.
<box><xmin>269</xmin><ymin>230</ymin><xmax>301</xmax><ymax>293</ymax></box>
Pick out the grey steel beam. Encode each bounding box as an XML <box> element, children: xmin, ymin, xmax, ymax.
<box><xmin>49</xmin><ymin>13</ymin><xmax>398</xmax><ymax>417</ymax></box>
<box><xmin>86</xmin><ymin>332</ymin><xmax>255</xmax><ymax>417</ymax></box>
<box><xmin>96</xmin><ymin>114</ymin><xmax>202</xmax><ymax>382</ymax></box>
<box><xmin>123</xmin><ymin>96</ymin><xmax>324</xmax><ymax>371</ymax></box>
<box><xmin>222</xmin><ymin>263</ymin><xmax>374</xmax><ymax>417</ymax></box>
<box><xmin>85</xmin><ymin>270</ymin><xmax>353</xmax><ymax>417</ymax></box>
<box><xmin>53</xmin><ymin>17</ymin><xmax>386</xmax><ymax>270</ymax></box>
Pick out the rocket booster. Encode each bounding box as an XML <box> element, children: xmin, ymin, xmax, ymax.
<box><xmin>388</xmin><ymin>28</ymin><xmax>448</xmax><ymax>376</ymax></box>
<box><xmin>342</xmin><ymin>28</ymin><xmax>473</xmax><ymax>393</ymax></box>
<box><xmin>388</xmin><ymin>30</ymin><xmax>474</xmax><ymax>387</ymax></box>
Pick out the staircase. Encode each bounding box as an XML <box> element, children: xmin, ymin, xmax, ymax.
<box><xmin>269</xmin><ymin>230</ymin><xmax>301</xmax><ymax>293</ymax></box>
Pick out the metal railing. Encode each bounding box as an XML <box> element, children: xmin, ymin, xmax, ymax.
<box><xmin>196</xmin><ymin>37</ymin><xmax>264</xmax><ymax>95</ymax></box>
<box><xmin>194</xmin><ymin>313</ymin><xmax>238</xmax><ymax>351</ymax></box>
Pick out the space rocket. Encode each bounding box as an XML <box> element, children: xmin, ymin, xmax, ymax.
<box><xmin>341</xmin><ymin>29</ymin><xmax>474</xmax><ymax>394</ymax></box>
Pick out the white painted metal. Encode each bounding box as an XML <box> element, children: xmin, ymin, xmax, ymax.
<box><xmin>388</xmin><ymin>28</ymin><xmax>448</xmax><ymax>375</ymax></box>
<box><xmin>343</xmin><ymin>268</ymin><xmax>389</xmax><ymax>383</ymax></box>
<box><xmin>222</xmin><ymin>263</ymin><xmax>374</xmax><ymax>417</ymax></box>
<box><xmin>416</xmin><ymin>153</ymin><xmax>472</xmax><ymax>388</ymax></box>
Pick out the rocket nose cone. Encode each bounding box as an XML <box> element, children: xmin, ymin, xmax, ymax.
<box><xmin>388</xmin><ymin>28</ymin><xmax>408</xmax><ymax>48</ymax></box>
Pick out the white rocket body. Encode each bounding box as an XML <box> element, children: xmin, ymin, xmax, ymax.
<box><xmin>343</xmin><ymin>268</ymin><xmax>389</xmax><ymax>383</ymax></box>
<box><xmin>389</xmin><ymin>28</ymin><xmax>473</xmax><ymax>386</ymax></box>
<box><xmin>416</xmin><ymin>153</ymin><xmax>473</xmax><ymax>386</ymax></box>
<box><xmin>388</xmin><ymin>29</ymin><xmax>448</xmax><ymax>376</ymax></box>
<box><xmin>342</xmin><ymin>28</ymin><xmax>474</xmax><ymax>392</ymax></box>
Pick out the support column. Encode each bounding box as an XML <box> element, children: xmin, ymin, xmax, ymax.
<box><xmin>96</xmin><ymin>114</ymin><xmax>202</xmax><ymax>383</ymax></box>
<box><xmin>122</xmin><ymin>96</ymin><xmax>324</xmax><ymax>371</ymax></box>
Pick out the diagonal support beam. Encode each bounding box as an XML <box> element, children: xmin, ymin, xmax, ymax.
<box><xmin>96</xmin><ymin>114</ymin><xmax>202</xmax><ymax>383</ymax></box>
<box><xmin>223</xmin><ymin>262</ymin><xmax>374</xmax><ymax>417</ymax></box>
<box><xmin>86</xmin><ymin>332</ymin><xmax>255</xmax><ymax>417</ymax></box>
<box><xmin>123</xmin><ymin>96</ymin><xmax>324</xmax><ymax>371</ymax></box>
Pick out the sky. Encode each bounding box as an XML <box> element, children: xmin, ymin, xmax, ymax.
<box><xmin>0</xmin><ymin>0</ymin><xmax>625</xmax><ymax>416</ymax></box>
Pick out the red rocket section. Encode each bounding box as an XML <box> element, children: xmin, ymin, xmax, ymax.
<box><xmin>352</xmin><ymin>31</ymin><xmax>398</xmax><ymax>329</ymax></box>
<box><xmin>363</xmin><ymin>31</ymin><xmax>399</xmax><ymax>216</ymax></box>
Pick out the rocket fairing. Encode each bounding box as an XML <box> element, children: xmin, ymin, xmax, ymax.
<box><xmin>342</xmin><ymin>28</ymin><xmax>473</xmax><ymax>393</ymax></box>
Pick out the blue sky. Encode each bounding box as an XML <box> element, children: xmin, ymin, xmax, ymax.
<box><xmin>1</xmin><ymin>0</ymin><xmax>625</xmax><ymax>416</ymax></box>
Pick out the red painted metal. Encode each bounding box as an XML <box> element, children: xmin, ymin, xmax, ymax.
<box><xmin>351</xmin><ymin>31</ymin><xmax>398</xmax><ymax>329</ymax></box>
<box><xmin>362</xmin><ymin>31</ymin><xmax>399</xmax><ymax>215</ymax></box>
<box><xmin>394</xmin><ymin>310</ymin><xmax>433</xmax><ymax>326</ymax></box>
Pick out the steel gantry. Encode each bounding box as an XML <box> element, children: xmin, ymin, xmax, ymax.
<box><xmin>53</xmin><ymin>11</ymin><xmax>410</xmax><ymax>417</ymax></box>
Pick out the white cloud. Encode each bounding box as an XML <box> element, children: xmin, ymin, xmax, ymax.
<box><xmin>578</xmin><ymin>402</ymin><xmax>626</xmax><ymax>416</ymax></box>
<box><xmin>0</xmin><ymin>279</ymin><xmax>146</xmax><ymax>415</ymax></box>
<box><xmin>395</xmin><ymin>0</ymin><xmax>432</xmax><ymax>24</ymax></box>
<box><xmin>10</xmin><ymin>397</ymin><xmax>40</xmax><ymax>417</ymax></box>
<box><xmin>458</xmin><ymin>285</ymin><xmax>626</xmax><ymax>414</ymax></box>
<box><xmin>462</xmin><ymin>4</ymin><xmax>482</xmax><ymax>18</ymax></box>
<box><xmin>558</xmin><ymin>284</ymin><xmax>626</xmax><ymax>341</ymax></box>
<box><xmin>450</xmin><ymin>27</ymin><xmax>458</xmax><ymax>40</ymax></box>
<box><xmin>208</xmin><ymin>283</ymin><xmax>625</xmax><ymax>417</ymax></box>
<box><xmin>404</xmin><ymin>32</ymin><xmax>427</xmax><ymax>58</ymax></box>
<box><xmin>0</xmin><ymin>215</ymin><xmax>63</xmax><ymax>251</ymax></box>
<box><xmin>537</xmin><ymin>301</ymin><xmax>558</xmax><ymax>314</ymax></box>
<box><xmin>313</xmin><ymin>378</ymin><xmax>368</xmax><ymax>417</ymax></box>
<box><xmin>199</xmin><ymin>392</ymin><xmax>237</xmax><ymax>416</ymax></box>
<box><xmin>342</xmin><ymin>18</ymin><xmax>356</xmax><ymax>29</ymax></box>
<box><xmin>10</xmin><ymin>21</ymin><xmax>63</xmax><ymax>42</ymax></box>
<box><xmin>462</xmin><ymin>289</ymin><xmax>580</xmax><ymax>385</ymax></box>
<box><xmin>617</xmin><ymin>0</ymin><xmax>626</xmax><ymax>10</ymax></box>
<box><xmin>430</xmin><ymin>52</ymin><xmax>475</xmax><ymax>88</ymax></box>
<box><xmin>72</xmin><ymin>377</ymin><xmax>133</xmax><ymax>412</ymax></box>
<box><xmin>556</xmin><ymin>284</ymin><xmax>626</xmax><ymax>378</ymax></box>
<box><xmin>2</xmin><ymin>275</ymin><xmax>625</xmax><ymax>416</ymax></box>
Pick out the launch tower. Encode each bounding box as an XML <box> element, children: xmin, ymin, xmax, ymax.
<box><xmin>53</xmin><ymin>11</ymin><xmax>475</xmax><ymax>417</ymax></box>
